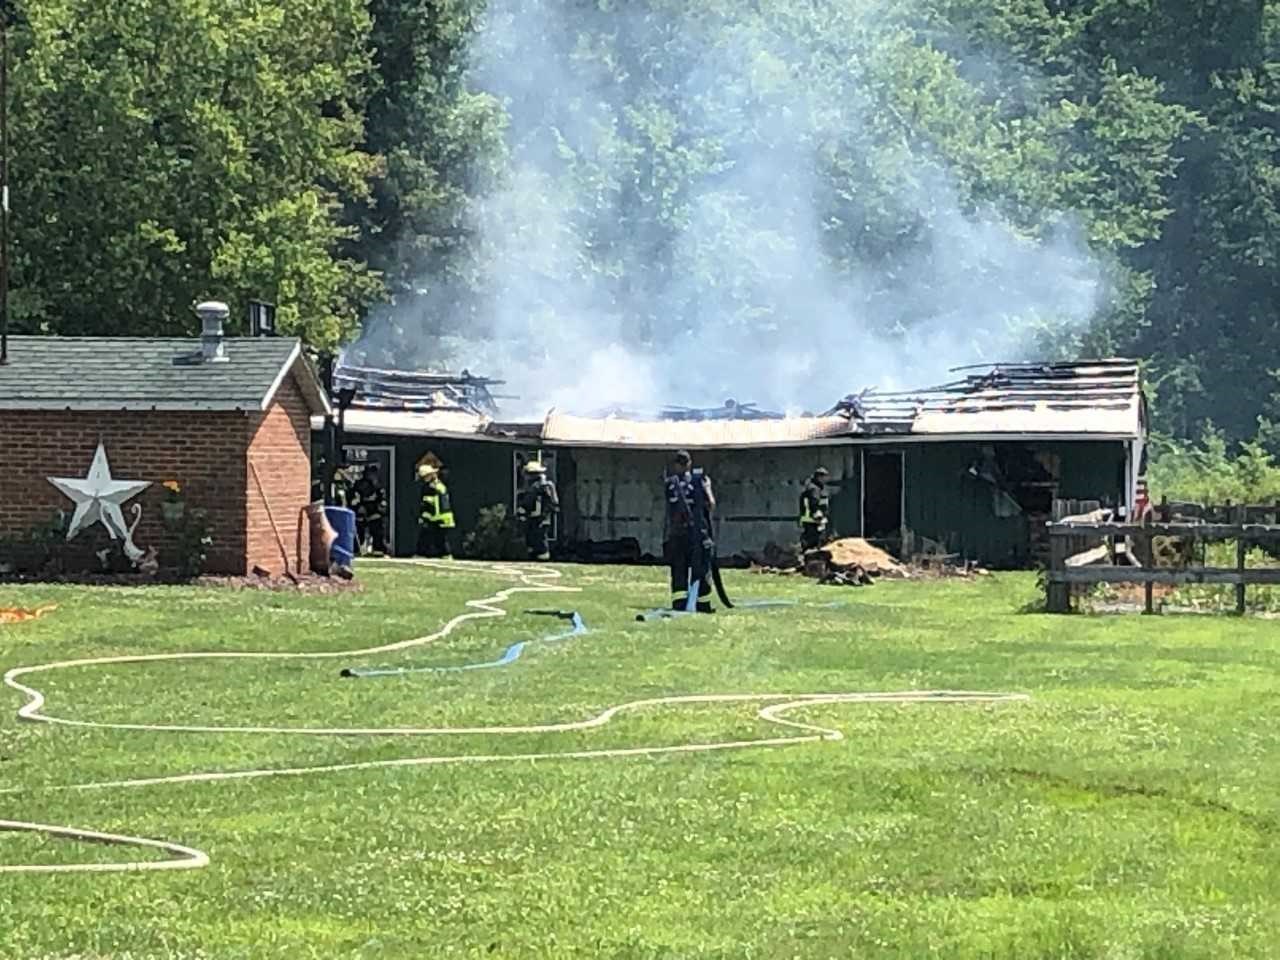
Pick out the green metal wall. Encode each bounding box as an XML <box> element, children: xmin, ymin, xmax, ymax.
<box><xmin>900</xmin><ymin>440</ymin><xmax>1128</xmax><ymax>567</ymax></box>
<box><xmin>332</xmin><ymin>432</ymin><xmax>519</xmax><ymax>556</ymax></box>
<box><xmin>316</xmin><ymin>430</ymin><xmax>1126</xmax><ymax>565</ymax></box>
<box><xmin>563</xmin><ymin>446</ymin><xmax>857</xmax><ymax>556</ymax></box>
<box><xmin>1053</xmin><ymin>440</ymin><xmax>1128</xmax><ymax>499</ymax></box>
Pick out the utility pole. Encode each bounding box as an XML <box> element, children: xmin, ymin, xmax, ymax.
<box><xmin>1</xmin><ymin>4</ymin><xmax>9</xmax><ymax>366</ymax></box>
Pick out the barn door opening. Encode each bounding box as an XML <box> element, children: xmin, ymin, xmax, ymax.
<box><xmin>862</xmin><ymin>451</ymin><xmax>903</xmax><ymax>541</ymax></box>
<box><xmin>341</xmin><ymin>444</ymin><xmax>396</xmax><ymax>554</ymax></box>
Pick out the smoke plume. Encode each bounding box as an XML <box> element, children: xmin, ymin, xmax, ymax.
<box><xmin>352</xmin><ymin>0</ymin><xmax>1104</xmax><ymax>417</ymax></box>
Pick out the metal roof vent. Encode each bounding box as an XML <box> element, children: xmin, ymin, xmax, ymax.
<box><xmin>195</xmin><ymin>301</ymin><xmax>230</xmax><ymax>363</ymax></box>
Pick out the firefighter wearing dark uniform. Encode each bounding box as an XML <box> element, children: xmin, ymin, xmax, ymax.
<box><xmin>799</xmin><ymin>466</ymin><xmax>831</xmax><ymax>551</ymax></box>
<box><xmin>328</xmin><ymin>466</ymin><xmax>354</xmax><ymax>509</ymax></box>
<box><xmin>664</xmin><ymin>450</ymin><xmax>716</xmax><ymax>613</ymax></box>
<box><xmin>311</xmin><ymin>455</ymin><xmax>329</xmax><ymax>504</ymax></box>
<box><xmin>417</xmin><ymin>463</ymin><xmax>456</xmax><ymax>558</ymax></box>
<box><xmin>351</xmin><ymin>464</ymin><xmax>389</xmax><ymax>555</ymax></box>
<box><xmin>516</xmin><ymin>460</ymin><xmax>559</xmax><ymax>561</ymax></box>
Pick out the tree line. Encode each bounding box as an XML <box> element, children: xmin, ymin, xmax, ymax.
<box><xmin>4</xmin><ymin>0</ymin><xmax>1278</xmax><ymax>449</ymax></box>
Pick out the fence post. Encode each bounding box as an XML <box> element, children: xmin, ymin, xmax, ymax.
<box><xmin>1236</xmin><ymin>504</ymin><xmax>1247</xmax><ymax>615</ymax></box>
<box><xmin>1047</xmin><ymin>523</ymin><xmax>1069</xmax><ymax>613</ymax></box>
<box><xmin>1141</xmin><ymin>513</ymin><xmax>1154</xmax><ymax>615</ymax></box>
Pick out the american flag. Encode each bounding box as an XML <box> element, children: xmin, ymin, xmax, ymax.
<box><xmin>1133</xmin><ymin>444</ymin><xmax>1151</xmax><ymax>519</ymax></box>
<box><xmin>1134</xmin><ymin>476</ymin><xmax>1151</xmax><ymax>519</ymax></box>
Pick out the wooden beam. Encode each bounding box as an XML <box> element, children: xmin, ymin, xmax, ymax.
<box><xmin>1048</xmin><ymin>568</ymin><xmax>1280</xmax><ymax>585</ymax></box>
<box><xmin>1057</xmin><ymin>508</ymin><xmax>1113</xmax><ymax>525</ymax></box>
<box><xmin>1065</xmin><ymin>544</ymin><xmax>1112</xmax><ymax>567</ymax></box>
<box><xmin>1050</xmin><ymin>522</ymin><xmax>1280</xmax><ymax>540</ymax></box>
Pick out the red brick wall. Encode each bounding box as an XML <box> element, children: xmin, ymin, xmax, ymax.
<box><xmin>245</xmin><ymin>372</ymin><xmax>313</xmax><ymax>576</ymax></box>
<box><xmin>0</xmin><ymin>411</ymin><xmax>250</xmax><ymax>574</ymax></box>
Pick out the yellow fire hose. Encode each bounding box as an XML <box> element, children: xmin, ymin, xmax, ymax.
<box><xmin>1</xmin><ymin>560</ymin><xmax>1029</xmax><ymax>874</ymax></box>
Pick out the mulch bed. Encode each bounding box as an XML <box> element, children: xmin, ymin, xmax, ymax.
<box><xmin>194</xmin><ymin>574</ymin><xmax>363</xmax><ymax>594</ymax></box>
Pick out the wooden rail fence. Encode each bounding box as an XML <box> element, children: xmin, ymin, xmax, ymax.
<box><xmin>1045</xmin><ymin>501</ymin><xmax>1280</xmax><ymax>614</ymax></box>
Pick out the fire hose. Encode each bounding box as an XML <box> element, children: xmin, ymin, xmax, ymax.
<box><xmin>339</xmin><ymin>610</ymin><xmax>587</xmax><ymax>677</ymax></box>
<box><xmin>1</xmin><ymin>559</ymin><xmax>1029</xmax><ymax>874</ymax></box>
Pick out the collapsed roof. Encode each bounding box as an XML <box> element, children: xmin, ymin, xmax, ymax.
<box><xmin>331</xmin><ymin>361</ymin><xmax>502</xmax><ymax>417</ymax></box>
<box><xmin>314</xmin><ymin>358</ymin><xmax>1144</xmax><ymax>446</ymax></box>
<box><xmin>836</xmin><ymin>359</ymin><xmax>1143</xmax><ymax>439</ymax></box>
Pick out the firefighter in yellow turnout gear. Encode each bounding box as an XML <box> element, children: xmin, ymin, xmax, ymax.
<box><xmin>417</xmin><ymin>463</ymin><xmax>456</xmax><ymax>558</ymax></box>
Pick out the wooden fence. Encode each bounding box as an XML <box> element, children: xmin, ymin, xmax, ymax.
<box><xmin>1045</xmin><ymin>502</ymin><xmax>1280</xmax><ymax>614</ymax></box>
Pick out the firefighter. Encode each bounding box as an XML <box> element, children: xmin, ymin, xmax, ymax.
<box><xmin>417</xmin><ymin>463</ymin><xmax>455</xmax><ymax>558</ymax></box>
<box><xmin>330</xmin><ymin>465</ymin><xmax>354</xmax><ymax>509</ymax></box>
<box><xmin>799</xmin><ymin>466</ymin><xmax>831</xmax><ymax>552</ymax></box>
<box><xmin>664</xmin><ymin>449</ymin><xmax>716</xmax><ymax>613</ymax></box>
<box><xmin>311</xmin><ymin>454</ymin><xmax>328</xmax><ymax>503</ymax></box>
<box><xmin>351</xmin><ymin>464</ymin><xmax>389</xmax><ymax>555</ymax></box>
<box><xmin>516</xmin><ymin>459</ymin><xmax>559</xmax><ymax>561</ymax></box>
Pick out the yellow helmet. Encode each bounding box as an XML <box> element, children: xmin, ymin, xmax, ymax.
<box><xmin>417</xmin><ymin>463</ymin><xmax>439</xmax><ymax>480</ymax></box>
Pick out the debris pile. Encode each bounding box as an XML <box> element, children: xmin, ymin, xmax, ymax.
<box><xmin>822</xmin><ymin>538</ymin><xmax>907</xmax><ymax>576</ymax></box>
<box><xmin>744</xmin><ymin>542</ymin><xmax>802</xmax><ymax>573</ymax></box>
<box><xmin>749</xmin><ymin>536</ymin><xmax>990</xmax><ymax>584</ymax></box>
<box><xmin>908</xmin><ymin>552</ymin><xmax>992</xmax><ymax>578</ymax></box>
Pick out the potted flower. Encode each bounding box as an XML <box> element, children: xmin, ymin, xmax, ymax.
<box><xmin>161</xmin><ymin>480</ymin><xmax>185</xmax><ymax>525</ymax></box>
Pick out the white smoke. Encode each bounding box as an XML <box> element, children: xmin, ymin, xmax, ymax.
<box><xmin>353</xmin><ymin>0</ymin><xmax>1104</xmax><ymax>417</ymax></box>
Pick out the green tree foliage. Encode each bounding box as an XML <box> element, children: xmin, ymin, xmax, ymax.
<box><xmin>5</xmin><ymin>0</ymin><xmax>1280</xmax><ymax>441</ymax></box>
<box><xmin>8</xmin><ymin>0</ymin><xmax>380</xmax><ymax>351</ymax></box>
<box><xmin>355</xmin><ymin>0</ymin><xmax>504</xmax><ymax>298</ymax></box>
<box><xmin>1149</xmin><ymin>425</ymin><xmax>1280</xmax><ymax>504</ymax></box>
<box><xmin>1055</xmin><ymin>0</ymin><xmax>1280</xmax><ymax>440</ymax></box>
<box><xmin>352</xmin><ymin>0</ymin><xmax>1193</xmax><ymax>394</ymax></box>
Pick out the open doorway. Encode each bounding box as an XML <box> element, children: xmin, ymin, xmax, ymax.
<box><xmin>862</xmin><ymin>451</ymin><xmax>904</xmax><ymax>540</ymax></box>
<box><xmin>342</xmin><ymin>444</ymin><xmax>397</xmax><ymax>555</ymax></box>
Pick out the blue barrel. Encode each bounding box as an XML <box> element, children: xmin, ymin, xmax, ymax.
<box><xmin>325</xmin><ymin>507</ymin><xmax>357</xmax><ymax>568</ymax></box>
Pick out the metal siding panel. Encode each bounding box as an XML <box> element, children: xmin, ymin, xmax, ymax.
<box><xmin>904</xmin><ymin>443</ymin><xmax>1026</xmax><ymax>566</ymax></box>
<box><xmin>829</xmin><ymin>448</ymin><xmax>862</xmax><ymax>538</ymax></box>
<box><xmin>570</xmin><ymin>448</ymin><xmax>668</xmax><ymax>553</ymax></box>
<box><xmin>336</xmin><ymin>433</ymin><xmax>515</xmax><ymax>556</ymax></box>
<box><xmin>1051</xmin><ymin>441</ymin><xmax>1128</xmax><ymax>501</ymax></box>
<box><xmin>565</xmin><ymin>446</ymin><xmax>858</xmax><ymax>556</ymax></box>
<box><xmin>903</xmin><ymin>440</ymin><xmax>1125</xmax><ymax>566</ymax></box>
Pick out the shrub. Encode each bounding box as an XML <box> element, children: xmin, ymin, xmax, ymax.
<box><xmin>0</xmin><ymin>512</ymin><xmax>70</xmax><ymax>576</ymax></box>
<box><xmin>166</xmin><ymin>509</ymin><xmax>214</xmax><ymax>579</ymax></box>
<box><xmin>459</xmin><ymin>504</ymin><xmax>527</xmax><ymax>561</ymax></box>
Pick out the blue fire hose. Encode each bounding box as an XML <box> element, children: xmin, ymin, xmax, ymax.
<box><xmin>339</xmin><ymin>611</ymin><xmax>586</xmax><ymax>678</ymax></box>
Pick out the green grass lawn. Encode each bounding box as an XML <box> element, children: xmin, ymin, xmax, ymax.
<box><xmin>2</xmin><ymin>561</ymin><xmax>1278</xmax><ymax>959</ymax></box>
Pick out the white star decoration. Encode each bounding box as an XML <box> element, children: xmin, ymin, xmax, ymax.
<box><xmin>48</xmin><ymin>443</ymin><xmax>151</xmax><ymax>541</ymax></box>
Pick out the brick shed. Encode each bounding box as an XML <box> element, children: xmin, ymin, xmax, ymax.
<box><xmin>0</xmin><ymin>329</ymin><xmax>330</xmax><ymax>576</ymax></box>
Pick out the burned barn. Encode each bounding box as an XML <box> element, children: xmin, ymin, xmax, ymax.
<box><xmin>315</xmin><ymin>359</ymin><xmax>1145</xmax><ymax>569</ymax></box>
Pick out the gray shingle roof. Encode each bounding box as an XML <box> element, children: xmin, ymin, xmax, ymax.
<box><xmin>0</xmin><ymin>336</ymin><xmax>329</xmax><ymax>413</ymax></box>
